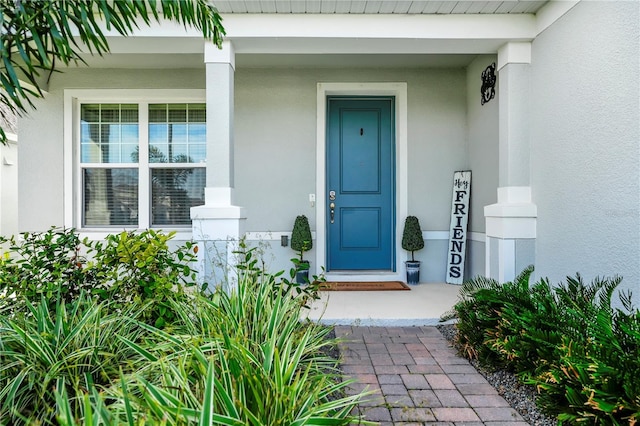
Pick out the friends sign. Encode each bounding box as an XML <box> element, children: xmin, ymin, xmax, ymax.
<box><xmin>446</xmin><ymin>171</ymin><xmax>471</xmax><ymax>284</ymax></box>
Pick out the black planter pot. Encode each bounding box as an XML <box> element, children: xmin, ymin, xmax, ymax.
<box><xmin>405</xmin><ymin>260</ymin><xmax>421</xmax><ymax>285</ymax></box>
<box><xmin>295</xmin><ymin>261</ymin><xmax>310</xmax><ymax>284</ymax></box>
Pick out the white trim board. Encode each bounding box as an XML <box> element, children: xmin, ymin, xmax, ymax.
<box><xmin>245</xmin><ymin>231</ymin><xmax>485</xmax><ymax>242</ymax></box>
<box><xmin>535</xmin><ymin>1</ymin><xmax>579</xmax><ymax>36</ymax></box>
<box><xmin>244</xmin><ymin>231</ymin><xmax>316</xmax><ymax>241</ymax></box>
<box><xmin>424</xmin><ymin>231</ymin><xmax>485</xmax><ymax>243</ymax></box>
<box><xmin>78</xmin><ymin>231</ymin><xmax>194</xmax><ymax>241</ymax></box>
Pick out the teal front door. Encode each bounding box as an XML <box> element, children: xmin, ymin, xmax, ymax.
<box><xmin>326</xmin><ymin>97</ymin><xmax>395</xmax><ymax>271</ymax></box>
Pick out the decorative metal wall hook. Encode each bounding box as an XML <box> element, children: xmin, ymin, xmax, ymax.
<box><xmin>481</xmin><ymin>62</ymin><xmax>497</xmax><ymax>105</ymax></box>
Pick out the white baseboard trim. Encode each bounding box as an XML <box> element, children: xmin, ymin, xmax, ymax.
<box><xmin>245</xmin><ymin>231</ymin><xmax>486</xmax><ymax>242</ymax></box>
<box><xmin>244</xmin><ymin>231</ymin><xmax>316</xmax><ymax>241</ymax></box>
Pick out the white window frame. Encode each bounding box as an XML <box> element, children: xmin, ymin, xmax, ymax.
<box><xmin>64</xmin><ymin>89</ymin><xmax>206</xmax><ymax>239</ymax></box>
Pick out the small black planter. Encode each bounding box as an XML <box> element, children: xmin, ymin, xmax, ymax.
<box><xmin>295</xmin><ymin>261</ymin><xmax>310</xmax><ymax>284</ymax></box>
<box><xmin>405</xmin><ymin>260</ymin><xmax>421</xmax><ymax>285</ymax></box>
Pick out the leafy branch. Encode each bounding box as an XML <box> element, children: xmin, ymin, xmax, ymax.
<box><xmin>0</xmin><ymin>0</ymin><xmax>225</xmax><ymax>144</ymax></box>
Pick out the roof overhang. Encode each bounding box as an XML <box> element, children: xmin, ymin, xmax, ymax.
<box><xmin>64</xmin><ymin>1</ymin><xmax>578</xmax><ymax>69</ymax></box>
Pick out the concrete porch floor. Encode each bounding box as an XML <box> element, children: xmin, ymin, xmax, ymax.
<box><xmin>304</xmin><ymin>283</ymin><xmax>462</xmax><ymax>326</ymax></box>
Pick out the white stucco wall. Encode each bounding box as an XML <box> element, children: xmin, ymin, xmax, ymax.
<box><xmin>234</xmin><ymin>67</ymin><xmax>467</xmax><ymax>233</ymax></box>
<box><xmin>19</xmin><ymin>93</ymin><xmax>65</xmax><ymax>230</ymax></box>
<box><xmin>464</xmin><ymin>55</ymin><xmax>499</xmax><ymax>278</ymax></box>
<box><xmin>407</xmin><ymin>68</ymin><xmax>468</xmax><ymax>281</ymax></box>
<box><xmin>234</xmin><ymin>68</ymin><xmax>317</xmax><ymax>232</ymax></box>
<box><xmin>234</xmin><ymin>67</ymin><xmax>468</xmax><ymax>279</ymax></box>
<box><xmin>530</xmin><ymin>1</ymin><xmax>640</xmax><ymax>307</ymax></box>
<box><xmin>0</xmin><ymin>133</ymin><xmax>18</xmax><ymax>237</ymax></box>
<box><xmin>466</xmin><ymin>55</ymin><xmax>499</xmax><ymax>234</ymax></box>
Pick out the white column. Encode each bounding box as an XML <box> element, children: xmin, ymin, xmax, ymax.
<box><xmin>498</xmin><ymin>42</ymin><xmax>531</xmax><ymax>187</ymax></box>
<box><xmin>485</xmin><ymin>187</ymin><xmax>537</xmax><ymax>281</ymax></box>
<box><xmin>191</xmin><ymin>41</ymin><xmax>246</xmax><ymax>292</ymax></box>
<box><xmin>485</xmin><ymin>42</ymin><xmax>537</xmax><ymax>282</ymax></box>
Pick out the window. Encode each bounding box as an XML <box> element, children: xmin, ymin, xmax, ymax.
<box><xmin>79</xmin><ymin>102</ymin><xmax>206</xmax><ymax>228</ymax></box>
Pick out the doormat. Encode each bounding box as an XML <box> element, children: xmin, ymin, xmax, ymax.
<box><xmin>319</xmin><ymin>281</ymin><xmax>410</xmax><ymax>291</ymax></box>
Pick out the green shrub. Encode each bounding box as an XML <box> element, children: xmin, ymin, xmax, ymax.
<box><xmin>446</xmin><ymin>267</ymin><xmax>640</xmax><ymax>424</ymax></box>
<box><xmin>444</xmin><ymin>266</ymin><xmax>538</xmax><ymax>364</ymax></box>
<box><xmin>90</xmin><ymin>229</ymin><xmax>198</xmax><ymax>327</ymax></box>
<box><xmin>534</xmin><ymin>292</ymin><xmax>640</xmax><ymax>425</ymax></box>
<box><xmin>486</xmin><ymin>277</ymin><xmax>563</xmax><ymax>376</ymax></box>
<box><xmin>0</xmin><ymin>228</ymin><xmax>100</xmax><ymax>311</ymax></box>
<box><xmin>0</xmin><ymin>228</ymin><xmax>198</xmax><ymax>327</ymax></box>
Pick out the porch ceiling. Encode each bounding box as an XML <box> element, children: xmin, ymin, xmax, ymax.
<box><xmin>212</xmin><ymin>1</ymin><xmax>548</xmax><ymax>15</ymax></box>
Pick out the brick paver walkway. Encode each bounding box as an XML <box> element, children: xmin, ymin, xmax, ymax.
<box><xmin>335</xmin><ymin>326</ymin><xmax>528</xmax><ymax>426</ymax></box>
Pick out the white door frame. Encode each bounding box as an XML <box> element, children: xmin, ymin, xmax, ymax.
<box><xmin>316</xmin><ymin>82</ymin><xmax>408</xmax><ymax>282</ymax></box>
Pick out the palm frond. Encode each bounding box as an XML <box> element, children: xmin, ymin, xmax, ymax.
<box><xmin>0</xmin><ymin>0</ymin><xmax>225</xmax><ymax>144</ymax></box>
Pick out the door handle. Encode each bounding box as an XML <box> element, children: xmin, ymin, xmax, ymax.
<box><xmin>329</xmin><ymin>202</ymin><xmax>335</xmax><ymax>224</ymax></box>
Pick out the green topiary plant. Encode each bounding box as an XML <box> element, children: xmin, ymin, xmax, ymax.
<box><xmin>402</xmin><ymin>216</ymin><xmax>424</xmax><ymax>262</ymax></box>
<box><xmin>291</xmin><ymin>215</ymin><xmax>313</xmax><ymax>263</ymax></box>
<box><xmin>291</xmin><ymin>215</ymin><xmax>313</xmax><ymax>262</ymax></box>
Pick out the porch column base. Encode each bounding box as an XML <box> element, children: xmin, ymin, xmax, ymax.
<box><xmin>191</xmin><ymin>187</ymin><xmax>246</xmax><ymax>292</ymax></box>
<box><xmin>484</xmin><ymin>186</ymin><xmax>537</xmax><ymax>282</ymax></box>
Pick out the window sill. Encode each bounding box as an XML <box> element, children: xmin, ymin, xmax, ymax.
<box><xmin>78</xmin><ymin>229</ymin><xmax>194</xmax><ymax>241</ymax></box>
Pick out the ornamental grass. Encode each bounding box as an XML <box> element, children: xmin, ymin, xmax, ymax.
<box><xmin>0</xmin><ymin>228</ymin><xmax>370</xmax><ymax>425</ymax></box>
